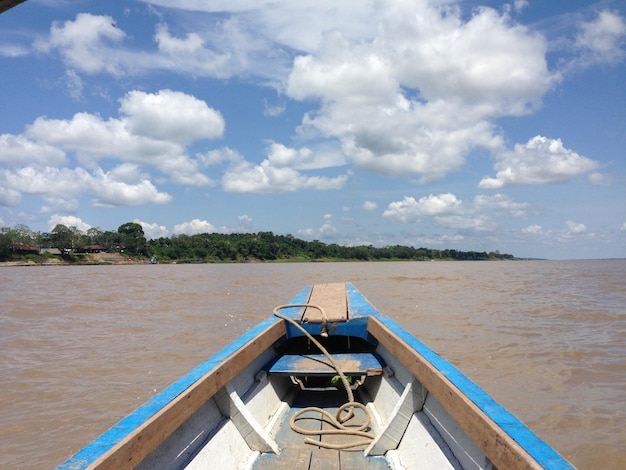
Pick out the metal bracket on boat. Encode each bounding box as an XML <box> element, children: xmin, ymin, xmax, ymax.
<box><xmin>365</xmin><ymin>380</ymin><xmax>427</xmax><ymax>456</ymax></box>
<box><xmin>214</xmin><ymin>383</ymin><xmax>280</xmax><ymax>454</ymax></box>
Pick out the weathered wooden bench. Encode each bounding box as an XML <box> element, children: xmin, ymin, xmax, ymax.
<box><xmin>269</xmin><ymin>353</ymin><xmax>384</xmax><ymax>377</ymax></box>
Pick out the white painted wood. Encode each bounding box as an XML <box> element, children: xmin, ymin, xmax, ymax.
<box><xmin>423</xmin><ymin>394</ymin><xmax>493</xmax><ymax>469</ymax></box>
<box><xmin>395</xmin><ymin>413</ymin><xmax>462</xmax><ymax>470</ymax></box>
<box><xmin>241</xmin><ymin>372</ymin><xmax>290</xmax><ymax>430</ymax></box>
<box><xmin>375</xmin><ymin>342</ymin><xmax>416</xmax><ymax>386</ymax></box>
<box><xmin>370</xmin><ymin>338</ymin><xmax>491</xmax><ymax>468</ymax></box>
<box><xmin>135</xmin><ymin>399</ymin><xmax>225</xmax><ymax>470</ymax></box>
<box><xmin>362</xmin><ymin>372</ymin><xmax>405</xmax><ymax>427</ymax></box>
<box><xmin>184</xmin><ymin>419</ymin><xmax>252</xmax><ymax>470</ymax></box>
<box><xmin>214</xmin><ymin>383</ymin><xmax>280</xmax><ymax>454</ymax></box>
<box><xmin>267</xmin><ymin>380</ymin><xmax>299</xmax><ymax>436</ymax></box>
<box><xmin>365</xmin><ymin>380</ymin><xmax>427</xmax><ymax>456</ymax></box>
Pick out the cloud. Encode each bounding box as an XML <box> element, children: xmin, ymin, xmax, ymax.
<box><xmin>119</xmin><ymin>89</ymin><xmax>225</xmax><ymax>144</ymax></box>
<box><xmin>265</xmin><ymin>142</ymin><xmax>345</xmax><ymax>170</ymax></box>
<box><xmin>237</xmin><ymin>214</ymin><xmax>253</xmax><ymax>231</ymax></box>
<box><xmin>27</xmin><ymin>4</ymin><xmax>609</xmax><ymax>189</ymax></box>
<box><xmin>621</xmin><ymin>222</ymin><xmax>626</xmax><ymax>232</ymax></box>
<box><xmin>135</xmin><ymin>219</ymin><xmax>170</xmax><ymax>239</ymax></box>
<box><xmin>362</xmin><ymin>201</ymin><xmax>377</xmax><ymax>211</ymax></box>
<box><xmin>263</xmin><ymin>99</ymin><xmax>286</xmax><ymax>117</ymax></box>
<box><xmin>25</xmin><ymin>111</ymin><xmax>188</xmax><ymax>175</ymax></box>
<box><xmin>555</xmin><ymin>220</ymin><xmax>594</xmax><ymax>242</ymax></box>
<box><xmin>63</xmin><ymin>69</ymin><xmax>84</xmax><ymax>100</ymax></box>
<box><xmin>319</xmin><ymin>214</ymin><xmax>337</xmax><ymax>235</ymax></box>
<box><xmin>383</xmin><ymin>193</ymin><xmax>463</xmax><ymax>223</ymax></box>
<box><xmin>523</xmin><ymin>224</ymin><xmax>544</xmax><ymax>235</ymax></box>
<box><xmin>473</xmin><ymin>194</ymin><xmax>528</xmax><ymax>217</ymax></box>
<box><xmin>0</xmin><ymin>186</ymin><xmax>21</xmax><ymax>206</ymax></box>
<box><xmin>0</xmin><ymin>165</ymin><xmax>171</xmax><ymax>211</ymax></box>
<box><xmin>513</xmin><ymin>1</ymin><xmax>529</xmax><ymax>13</ymax></box>
<box><xmin>0</xmin><ymin>134</ymin><xmax>67</xmax><ymax>167</ymax></box>
<box><xmin>143</xmin><ymin>0</ymin><xmax>378</xmax><ymax>54</ymax></box>
<box><xmin>574</xmin><ymin>10</ymin><xmax>626</xmax><ymax>67</ymax></box>
<box><xmin>90</xmin><ymin>169</ymin><xmax>172</xmax><ymax>207</ymax></box>
<box><xmin>47</xmin><ymin>214</ymin><xmax>92</xmax><ymax>232</ymax></box>
<box><xmin>588</xmin><ymin>172</ymin><xmax>611</xmax><ymax>186</ymax></box>
<box><xmin>2</xmin><ymin>166</ymin><xmax>91</xmax><ymax>203</ymax></box>
<box><xmin>9</xmin><ymin>89</ymin><xmax>220</xmax><ymax>197</ymax></box>
<box><xmin>479</xmin><ymin>136</ymin><xmax>599</xmax><ymax>188</ymax></box>
<box><xmin>172</xmin><ymin>218</ymin><xmax>242</xmax><ymax>235</ymax></box>
<box><xmin>284</xmin><ymin>3</ymin><xmax>556</xmax><ymax>181</ymax></box>
<box><xmin>566</xmin><ymin>220</ymin><xmax>587</xmax><ymax>234</ymax></box>
<box><xmin>35</xmin><ymin>13</ymin><xmax>126</xmax><ymax>75</ymax></box>
<box><xmin>153</xmin><ymin>17</ymin><xmax>280</xmax><ymax>80</ymax></box>
<box><xmin>33</xmin><ymin>12</ymin><xmax>280</xmax><ymax>80</ymax></box>
<box><xmin>434</xmin><ymin>214</ymin><xmax>497</xmax><ymax>232</ymax></box>
<box><xmin>221</xmin><ymin>144</ymin><xmax>348</xmax><ymax>193</ymax></box>
<box><xmin>173</xmin><ymin>218</ymin><xmax>218</xmax><ymax>235</ymax></box>
<box><xmin>383</xmin><ymin>192</ymin><xmax>528</xmax><ymax>233</ymax></box>
<box><xmin>0</xmin><ymin>43</ymin><xmax>29</xmax><ymax>58</ymax></box>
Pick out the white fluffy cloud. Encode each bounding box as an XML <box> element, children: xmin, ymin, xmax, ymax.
<box><xmin>362</xmin><ymin>201</ymin><xmax>377</xmax><ymax>211</ymax></box>
<box><xmin>173</xmin><ymin>218</ymin><xmax>218</xmax><ymax>235</ymax></box>
<box><xmin>221</xmin><ymin>144</ymin><xmax>348</xmax><ymax>193</ymax></box>
<box><xmin>383</xmin><ymin>192</ymin><xmax>526</xmax><ymax>232</ymax></box>
<box><xmin>284</xmin><ymin>3</ymin><xmax>557</xmax><ymax>181</ymax></box>
<box><xmin>523</xmin><ymin>224</ymin><xmax>544</xmax><ymax>235</ymax></box>
<box><xmin>136</xmin><ymin>219</ymin><xmax>170</xmax><ymax>239</ymax></box>
<box><xmin>0</xmin><ymin>89</ymin><xmax>225</xmax><ymax>212</ymax></box>
<box><xmin>27</xmin><ymin>4</ymin><xmax>612</xmax><ymax>188</ymax></box>
<box><xmin>120</xmin><ymin>89</ymin><xmax>224</xmax><ymax>144</ymax></box>
<box><xmin>47</xmin><ymin>214</ymin><xmax>92</xmax><ymax>232</ymax></box>
<box><xmin>383</xmin><ymin>193</ymin><xmax>463</xmax><ymax>223</ymax></box>
<box><xmin>479</xmin><ymin>136</ymin><xmax>599</xmax><ymax>189</ymax></box>
<box><xmin>0</xmin><ymin>134</ymin><xmax>67</xmax><ymax>167</ymax></box>
<box><xmin>0</xmin><ymin>165</ymin><xmax>172</xmax><ymax>210</ymax></box>
<box><xmin>575</xmin><ymin>10</ymin><xmax>626</xmax><ymax>66</ymax></box>
<box><xmin>35</xmin><ymin>13</ymin><xmax>126</xmax><ymax>75</ymax></box>
<box><xmin>25</xmin><ymin>90</ymin><xmax>223</xmax><ymax>183</ymax></box>
<box><xmin>566</xmin><ymin>220</ymin><xmax>587</xmax><ymax>234</ymax></box>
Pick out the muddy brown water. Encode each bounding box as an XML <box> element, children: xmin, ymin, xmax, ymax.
<box><xmin>1</xmin><ymin>260</ymin><xmax>624</xmax><ymax>468</ymax></box>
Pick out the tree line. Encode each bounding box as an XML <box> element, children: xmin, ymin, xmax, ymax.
<box><xmin>0</xmin><ymin>222</ymin><xmax>515</xmax><ymax>263</ymax></box>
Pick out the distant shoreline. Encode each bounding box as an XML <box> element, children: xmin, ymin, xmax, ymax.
<box><xmin>0</xmin><ymin>254</ymin><xmax>548</xmax><ymax>267</ymax></box>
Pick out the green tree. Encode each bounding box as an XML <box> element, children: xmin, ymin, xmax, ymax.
<box><xmin>0</xmin><ymin>229</ymin><xmax>12</xmax><ymax>261</ymax></box>
<box><xmin>85</xmin><ymin>227</ymin><xmax>104</xmax><ymax>245</ymax></box>
<box><xmin>117</xmin><ymin>222</ymin><xmax>147</xmax><ymax>256</ymax></box>
<box><xmin>51</xmin><ymin>224</ymin><xmax>80</xmax><ymax>253</ymax></box>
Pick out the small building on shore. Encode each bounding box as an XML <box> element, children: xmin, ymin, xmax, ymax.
<box><xmin>13</xmin><ymin>243</ymin><xmax>39</xmax><ymax>255</ymax></box>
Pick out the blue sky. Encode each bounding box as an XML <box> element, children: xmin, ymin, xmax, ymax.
<box><xmin>0</xmin><ymin>0</ymin><xmax>624</xmax><ymax>260</ymax></box>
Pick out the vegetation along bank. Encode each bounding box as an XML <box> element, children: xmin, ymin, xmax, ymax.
<box><xmin>1</xmin><ymin>222</ymin><xmax>515</xmax><ymax>264</ymax></box>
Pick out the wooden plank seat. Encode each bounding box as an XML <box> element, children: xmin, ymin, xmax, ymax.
<box><xmin>303</xmin><ymin>283</ymin><xmax>348</xmax><ymax>323</ymax></box>
<box><xmin>269</xmin><ymin>353</ymin><xmax>383</xmax><ymax>377</ymax></box>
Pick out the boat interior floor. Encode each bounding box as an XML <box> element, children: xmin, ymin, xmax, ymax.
<box><xmin>253</xmin><ymin>389</ymin><xmax>390</xmax><ymax>470</ymax></box>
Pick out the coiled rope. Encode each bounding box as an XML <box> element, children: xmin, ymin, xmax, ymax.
<box><xmin>273</xmin><ymin>304</ymin><xmax>374</xmax><ymax>450</ymax></box>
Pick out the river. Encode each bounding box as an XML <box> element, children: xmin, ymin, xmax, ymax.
<box><xmin>1</xmin><ymin>260</ymin><xmax>624</xmax><ymax>468</ymax></box>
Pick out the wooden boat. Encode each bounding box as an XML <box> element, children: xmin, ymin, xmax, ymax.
<box><xmin>58</xmin><ymin>283</ymin><xmax>573</xmax><ymax>469</ymax></box>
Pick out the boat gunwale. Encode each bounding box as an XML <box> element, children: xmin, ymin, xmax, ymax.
<box><xmin>58</xmin><ymin>283</ymin><xmax>573</xmax><ymax>470</ymax></box>
<box><xmin>57</xmin><ymin>317</ymin><xmax>287</xmax><ymax>470</ymax></box>
<box><xmin>360</xmin><ymin>310</ymin><xmax>572</xmax><ymax>469</ymax></box>
<box><xmin>346</xmin><ymin>283</ymin><xmax>572</xmax><ymax>469</ymax></box>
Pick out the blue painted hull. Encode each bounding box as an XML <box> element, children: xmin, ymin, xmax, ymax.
<box><xmin>58</xmin><ymin>284</ymin><xmax>573</xmax><ymax>470</ymax></box>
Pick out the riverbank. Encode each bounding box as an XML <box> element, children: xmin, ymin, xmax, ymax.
<box><xmin>0</xmin><ymin>252</ymin><xmax>145</xmax><ymax>266</ymax></box>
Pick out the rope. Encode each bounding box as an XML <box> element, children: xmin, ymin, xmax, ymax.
<box><xmin>273</xmin><ymin>304</ymin><xmax>374</xmax><ymax>450</ymax></box>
